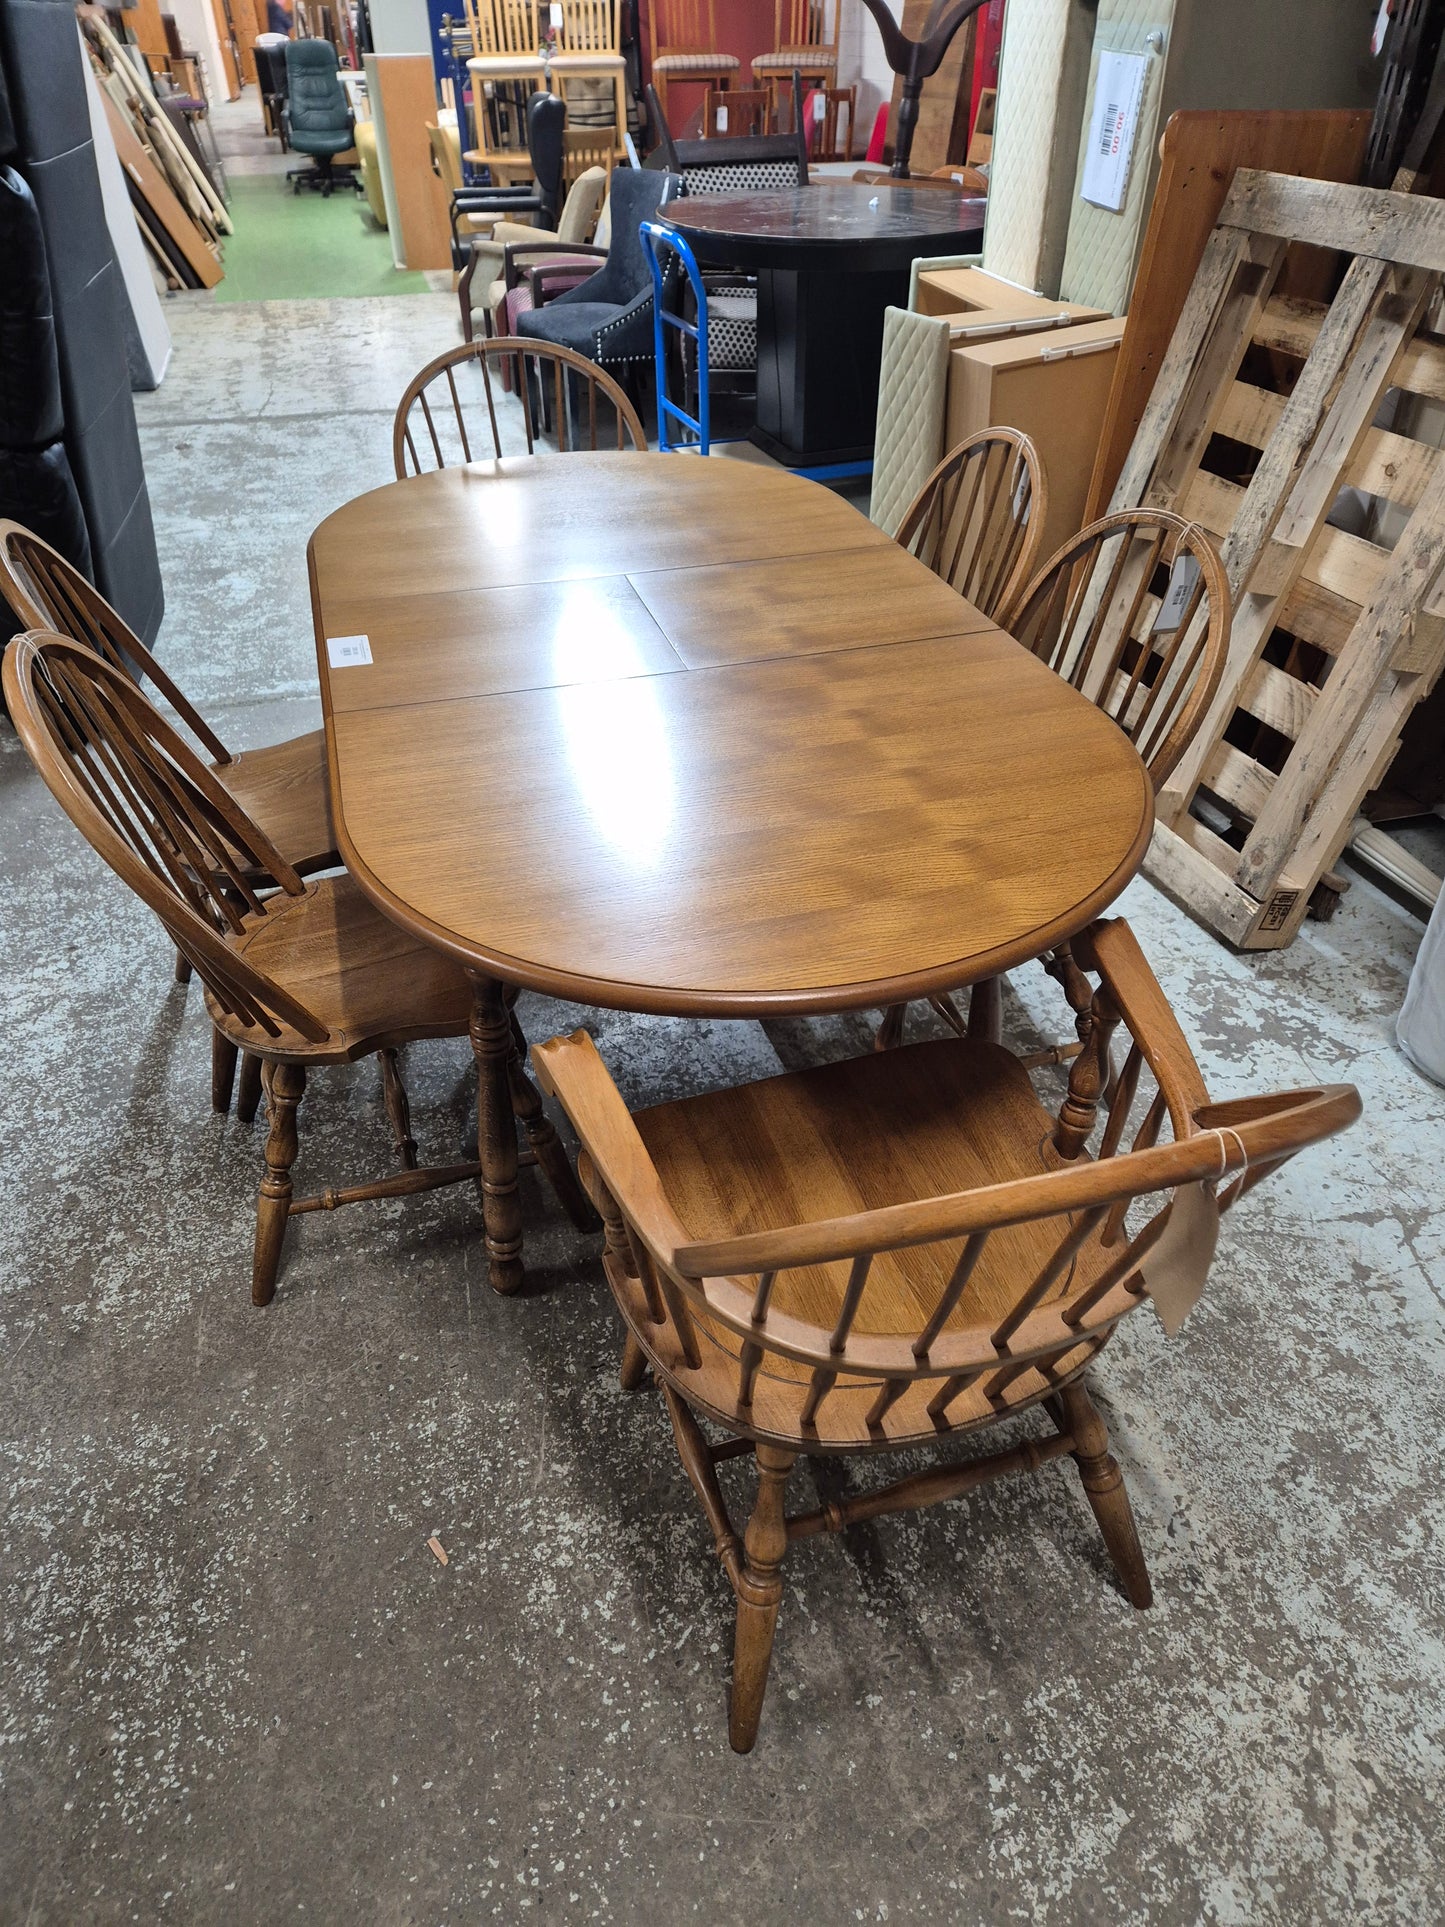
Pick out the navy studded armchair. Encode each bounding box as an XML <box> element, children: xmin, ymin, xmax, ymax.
<box><xmin>515</xmin><ymin>166</ymin><xmax>682</xmax><ymax>378</ymax></box>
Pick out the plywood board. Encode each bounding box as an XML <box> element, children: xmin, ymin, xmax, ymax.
<box><xmin>371</xmin><ymin>53</ymin><xmax>452</xmax><ymax>273</ymax></box>
<box><xmin>102</xmin><ymin>89</ymin><xmax>222</xmax><ymax>288</ymax></box>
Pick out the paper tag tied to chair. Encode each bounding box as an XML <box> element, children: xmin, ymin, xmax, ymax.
<box><xmin>1152</xmin><ymin>555</ymin><xmax>1201</xmax><ymax>633</ymax></box>
<box><xmin>1138</xmin><ymin>1128</ymin><xmax>1247</xmax><ymax>1336</ymax></box>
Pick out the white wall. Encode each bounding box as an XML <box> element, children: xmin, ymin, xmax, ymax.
<box><xmin>369</xmin><ymin>0</ymin><xmax>433</xmax><ymax>56</ymax></box>
<box><xmin>836</xmin><ymin>0</ymin><xmax>898</xmax><ymax>151</ymax></box>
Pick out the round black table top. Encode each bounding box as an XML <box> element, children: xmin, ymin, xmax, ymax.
<box><xmin>662</xmin><ymin>183</ymin><xmax>986</xmax><ymax>272</ymax></box>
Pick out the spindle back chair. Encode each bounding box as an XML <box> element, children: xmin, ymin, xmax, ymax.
<box><xmin>0</xmin><ymin>519</ymin><xmax>225</xmax><ymax>762</ymax></box>
<box><xmin>555</xmin><ymin>0</ymin><xmax>619</xmax><ymax>54</ymax></box>
<box><xmin>703</xmin><ymin>85</ymin><xmax>768</xmax><ymax>137</ymax></box>
<box><xmin>392</xmin><ymin>338</ymin><xmax>647</xmax><ymax>478</ymax></box>
<box><xmin>1000</xmin><ymin>508</ymin><xmax>1231</xmax><ymax>790</ymax></box>
<box><xmin>535</xmin><ymin>915</ymin><xmax>1359</xmax><ymax>1750</ymax></box>
<box><xmin>0</xmin><ymin>521</ymin><xmax>336</xmax><ymax>1111</ymax></box>
<box><xmin>892</xmin><ymin>427</ymin><xmax>1046</xmax><ymax>622</ymax></box>
<box><xmin>465</xmin><ymin>0</ymin><xmax>538</xmax><ymax>60</ymax></box>
<box><xmin>2</xmin><ymin>632</ymin><xmax>492</xmax><ymax>1306</ymax></box>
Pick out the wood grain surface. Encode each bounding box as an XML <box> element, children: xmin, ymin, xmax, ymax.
<box><xmin>309</xmin><ymin>456</ymin><xmax>1153</xmax><ymax>1014</ymax></box>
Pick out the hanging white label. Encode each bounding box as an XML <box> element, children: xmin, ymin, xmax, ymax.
<box><xmin>812</xmin><ymin>90</ymin><xmax>827</xmax><ymax>123</ymax></box>
<box><xmin>1080</xmin><ymin>49</ymin><xmax>1148</xmax><ymax>213</ymax></box>
<box><xmin>1152</xmin><ymin>554</ymin><xmax>1201</xmax><ymax>632</ymax></box>
<box><xmin>549</xmin><ymin>1</ymin><xmax>562</xmax><ymax>25</ymax></box>
<box><xmin>327</xmin><ymin>633</ymin><xmax>373</xmax><ymax>667</ymax></box>
<box><xmin>715</xmin><ymin>103</ymin><xmax>728</xmax><ymax>132</ymax></box>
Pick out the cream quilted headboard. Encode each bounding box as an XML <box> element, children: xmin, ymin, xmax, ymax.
<box><xmin>983</xmin><ymin>0</ymin><xmax>1097</xmax><ymax>296</ymax></box>
<box><xmin>1059</xmin><ymin>0</ymin><xmax>1174</xmax><ymax>314</ymax></box>
<box><xmin>869</xmin><ymin>306</ymin><xmax>951</xmax><ymax>539</ymax></box>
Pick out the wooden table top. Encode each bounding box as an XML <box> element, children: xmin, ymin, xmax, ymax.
<box><xmin>308</xmin><ymin>455</ymin><xmax>1153</xmax><ymax>1015</ymax></box>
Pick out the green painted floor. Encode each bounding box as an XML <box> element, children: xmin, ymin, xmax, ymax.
<box><xmin>216</xmin><ymin>175</ymin><xmax>432</xmax><ymax>303</ymax></box>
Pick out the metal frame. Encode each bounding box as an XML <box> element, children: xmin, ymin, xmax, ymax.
<box><xmin>642</xmin><ymin>220</ymin><xmax>710</xmax><ymax>454</ymax></box>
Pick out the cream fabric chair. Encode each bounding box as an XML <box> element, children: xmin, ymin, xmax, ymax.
<box><xmin>458</xmin><ymin>167</ymin><xmax>610</xmax><ymax>340</ymax></box>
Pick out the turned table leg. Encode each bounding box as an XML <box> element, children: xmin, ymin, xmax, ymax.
<box><xmin>467</xmin><ymin>971</ymin><xmax>524</xmax><ymax>1294</ymax></box>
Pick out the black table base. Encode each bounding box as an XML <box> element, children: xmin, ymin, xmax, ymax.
<box><xmin>751</xmin><ymin>263</ymin><xmax>913</xmax><ymax>468</ymax></box>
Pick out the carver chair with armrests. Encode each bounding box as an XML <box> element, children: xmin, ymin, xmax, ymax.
<box><xmin>535</xmin><ymin>916</ymin><xmax>1360</xmax><ymax>1751</ymax></box>
<box><xmin>878</xmin><ymin>509</ymin><xmax>1231</xmax><ymax>1052</ymax></box>
<box><xmin>458</xmin><ymin>161</ymin><xmax>610</xmax><ymax>341</ymax></box>
<box><xmin>392</xmin><ymin>338</ymin><xmax>646</xmax><ymax>475</ymax></box>
<box><xmin>283</xmin><ymin>38</ymin><xmax>360</xmax><ymax>197</ymax></box>
<box><xmin>449</xmin><ymin>90</ymin><xmax>566</xmax><ymax>270</ymax></box>
<box><xmin>4</xmin><ymin>634</ymin><xmax>593</xmax><ymax>1306</ymax></box>
<box><xmin>0</xmin><ymin>519</ymin><xmax>338</xmax><ymax>1117</ymax></box>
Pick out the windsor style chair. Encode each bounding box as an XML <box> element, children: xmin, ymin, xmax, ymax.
<box><xmin>2</xmin><ymin>632</ymin><xmax>586</xmax><ymax>1306</ymax></box>
<box><xmin>0</xmin><ymin>520</ymin><xmax>338</xmax><ymax>1119</ymax></box>
<box><xmin>648</xmin><ymin>0</ymin><xmax>740</xmax><ymax>125</ymax></box>
<box><xmin>535</xmin><ymin>916</ymin><xmax>1359</xmax><ymax>1752</ymax></box>
<box><xmin>878</xmin><ymin>509</ymin><xmax>1231</xmax><ymax>1052</ymax></box>
<box><xmin>392</xmin><ymin>338</ymin><xmax>646</xmax><ymax>477</ymax></box>
<box><xmin>892</xmin><ymin>427</ymin><xmax>1046</xmax><ymax>624</ymax></box>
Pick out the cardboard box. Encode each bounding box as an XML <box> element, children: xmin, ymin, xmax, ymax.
<box><xmin>914</xmin><ymin>267</ymin><xmax>1109</xmax><ymax>346</ymax></box>
<box><xmin>945</xmin><ymin>315</ymin><xmax>1128</xmax><ymax>570</ymax></box>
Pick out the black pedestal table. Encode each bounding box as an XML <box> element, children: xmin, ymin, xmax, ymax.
<box><xmin>661</xmin><ymin>183</ymin><xmax>985</xmax><ymax>472</ymax></box>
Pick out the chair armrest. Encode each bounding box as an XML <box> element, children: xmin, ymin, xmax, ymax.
<box><xmin>527</xmin><ymin>257</ymin><xmax>605</xmax><ymax>304</ymax></box>
<box><xmin>531</xmin><ymin>1032</ymin><xmax>694</xmax><ymax>1264</ymax></box>
<box><xmin>503</xmin><ymin>239</ymin><xmax>605</xmax><ymax>291</ymax></box>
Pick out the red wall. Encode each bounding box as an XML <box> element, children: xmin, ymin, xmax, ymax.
<box><xmin>638</xmin><ymin>0</ymin><xmax>789</xmax><ymax>133</ymax></box>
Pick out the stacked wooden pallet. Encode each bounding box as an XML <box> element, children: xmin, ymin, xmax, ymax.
<box><xmin>82</xmin><ymin>14</ymin><xmax>230</xmax><ymax>291</ymax></box>
<box><xmin>1109</xmin><ymin>170</ymin><xmax>1445</xmax><ymax>948</ymax></box>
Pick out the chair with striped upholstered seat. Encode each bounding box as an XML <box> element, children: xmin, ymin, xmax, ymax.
<box><xmin>648</xmin><ymin>0</ymin><xmax>739</xmax><ymax>126</ymax></box>
<box><xmin>751</xmin><ymin>0</ymin><xmax>838</xmax><ymax>123</ymax></box>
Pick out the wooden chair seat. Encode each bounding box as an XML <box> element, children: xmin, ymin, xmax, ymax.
<box><xmin>534</xmin><ymin>915</ymin><xmax>1361</xmax><ymax>1750</ymax></box>
<box><xmin>218</xmin><ymin>727</ymin><xmax>335</xmax><ymax>877</ymax></box>
<box><xmin>211</xmin><ymin>873</ymin><xmax>475</xmax><ymax>1061</ymax></box>
<box><xmin>627</xmin><ymin>1038</ymin><xmax>1107</xmax><ymax>1448</ymax></box>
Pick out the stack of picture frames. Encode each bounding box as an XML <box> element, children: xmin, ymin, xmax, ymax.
<box><xmin>81</xmin><ymin>12</ymin><xmax>230</xmax><ymax>291</ymax></box>
<box><xmin>1109</xmin><ymin>168</ymin><xmax>1445</xmax><ymax>948</ymax></box>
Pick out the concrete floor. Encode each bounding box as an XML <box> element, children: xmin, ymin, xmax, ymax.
<box><xmin>3</xmin><ymin>193</ymin><xmax>1445</xmax><ymax>1922</ymax></box>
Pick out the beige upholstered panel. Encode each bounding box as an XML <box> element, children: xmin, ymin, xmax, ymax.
<box><xmin>982</xmin><ymin>0</ymin><xmax>1096</xmax><ymax>297</ymax></box>
<box><xmin>1058</xmin><ymin>0</ymin><xmax>1174</xmax><ymax>314</ymax></box>
<box><xmin>868</xmin><ymin>306</ymin><xmax>950</xmax><ymax>539</ymax></box>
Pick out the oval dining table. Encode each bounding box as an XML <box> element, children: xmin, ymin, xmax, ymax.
<box><xmin>308</xmin><ymin>453</ymin><xmax>1154</xmax><ymax>1292</ymax></box>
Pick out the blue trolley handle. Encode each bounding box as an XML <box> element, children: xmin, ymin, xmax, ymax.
<box><xmin>640</xmin><ymin>220</ymin><xmax>710</xmax><ymax>456</ymax></box>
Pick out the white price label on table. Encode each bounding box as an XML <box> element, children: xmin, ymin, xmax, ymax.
<box><xmin>327</xmin><ymin>633</ymin><xmax>373</xmax><ymax>668</ymax></box>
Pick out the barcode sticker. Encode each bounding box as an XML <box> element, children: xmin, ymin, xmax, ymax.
<box><xmin>1152</xmin><ymin>556</ymin><xmax>1201</xmax><ymax>633</ymax></box>
<box><xmin>1079</xmin><ymin>49</ymin><xmax>1147</xmax><ymax>212</ymax></box>
<box><xmin>327</xmin><ymin>633</ymin><xmax>373</xmax><ymax>667</ymax></box>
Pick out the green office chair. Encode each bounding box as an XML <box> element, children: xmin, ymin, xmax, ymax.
<box><xmin>283</xmin><ymin>39</ymin><xmax>360</xmax><ymax>198</ymax></box>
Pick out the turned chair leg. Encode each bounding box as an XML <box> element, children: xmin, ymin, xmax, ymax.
<box><xmin>1056</xmin><ymin>1381</ymin><xmax>1152</xmax><ymax>1609</ymax></box>
<box><xmin>380</xmin><ymin>1047</ymin><xmax>418</xmax><ymax>1170</ymax></box>
<box><xmin>252</xmin><ymin>1059</ymin><xmax>305</xmax><ymax>1307</ymax></box>
<box><xmin>236</xmin><ymin>1051</ymin><xmax>263</xmax><ymax>1125</ymax></box>
<box><xmin>506</xmin><ymin>1039</ymin><xmax>599</xmax><ymax>1232</ymax></box>
<box><xmin>619</xmin><ymin>1330</ymin><xmax>648</xmax><ymax>1390</ymax></box>
<box><xmin>968</xmin><ymin>975</ymin><xmax>1003</xmax><ymax>1044</ymax></box>
<box><xmin>729</xmin><ymin>1443</ymin><xmax>796</xmax><ymax>1753</ymax></box>
<box><xmin>874</xmin><ymin>1003</ymin><xmax>906</xmax><ymax>1050</ymax></box>
<box><xmin>211</xmin><ymin>1028</ymin><xmax>239</xmax><ymax>1113</ymax></box>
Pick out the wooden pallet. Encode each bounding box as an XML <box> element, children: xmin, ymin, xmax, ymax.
<box><xmin>1109</xmin><ymin>169</ymin><xmax>1445</xmax><ymax>948</ymax></box>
